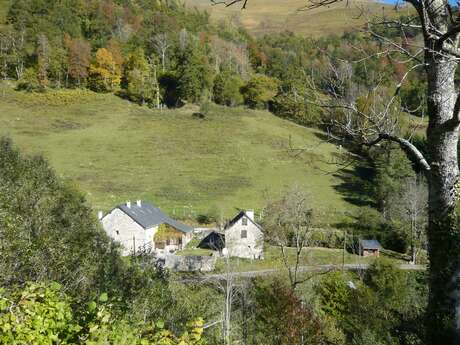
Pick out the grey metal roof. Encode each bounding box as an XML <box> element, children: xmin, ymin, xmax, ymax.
<box><xmin>359</xmin><ymin>239</ymin><xmax>382</xmax><ymax>250</ymax></box>
<box><xmin>118</xmin><ymin>201</ymin><xmax>193</xmax><ymax>233</ymax></box>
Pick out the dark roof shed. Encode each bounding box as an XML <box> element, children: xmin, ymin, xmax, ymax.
<box><xmin>359</xmin><ymin>239</ymin><xmax>382</xmax><ymax>250</ymax></box>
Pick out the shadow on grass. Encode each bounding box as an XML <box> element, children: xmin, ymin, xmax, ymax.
<box><xmin>312</xmin><ymin>131</ymin><xmax>375</xmax><ymax>208</ymax></box>
<box><xmin>332</xmin><ymin>166</ymin><xmax>375</xmax><ymax>207</ymax></box>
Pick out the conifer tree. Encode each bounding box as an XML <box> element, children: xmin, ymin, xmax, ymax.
<box><xmin>213</xmin><ymin>68</ymin><xmax>244</xmax><ymax>106</ymax></box>
<box><xmin>177</xmin><ymin>43</ymin><xmax>214</xmax><ymax>103</ymax></box>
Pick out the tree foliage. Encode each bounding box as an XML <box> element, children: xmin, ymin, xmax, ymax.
<box><xmin>241</xmin><ymin>74</ymin><xmax>278</xmax><ymax>109</ymax></box>
<box><xmin>213</xmin><ymin>69</ymin><xmax>244</xmax><ymax>106</ymax></box>
<box><xmin>317</xmin><ymin>259</ymin><xmax>427</xmax><ymax>344</ymax></box>
<box><xmin>89</xmin><ymin>48</ymin><xmax>121</xmax><ymax>92</ymax></box>
<box><xmin>0</xmin><ymin>137</ymin><xmax>116</xmax><ymax>300</ymax></box>
<box><xmin>177</xmin><ymin>42</ymin><xmax>214</xmax><ymax>103</ymax></box>
<box><xmin>0</xmin><ymin>282</ymin><xmax>207</xmax><ymax>345</ymax></box>
<box><xmin>251</xmin><ymin>277</ymin><xmax>345</xmax><ymax>345</ymax></box>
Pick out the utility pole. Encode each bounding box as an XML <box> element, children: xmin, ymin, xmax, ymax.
<box><xmin>342</xmin><ymin>230</ymin><xmax>346</xmax><ymax>272</ymax></box>
<box><xmin>242</xmin><ymin>282</ymin><xmax>248</xmax><ymax>345</ymax></box>
<box><xmin>133</xmin><ymin>235</ymin><xmax>136</xmax><ymax>256</ymax></box>
<box><xmin>300</xmin><ymin>300</ymin><xmax>305</xmax><ymax>345</ymax></box>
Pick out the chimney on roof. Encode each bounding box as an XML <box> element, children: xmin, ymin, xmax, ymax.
<box><xmin>126</xmin><ymin>201</ymin><xmax>131</xmax><ymax>208</ymax></box>
<box><xmin>97</xmin><ymin>211</ymin><xmax>104</xmax><ymax>220</ymax></box>
<box><xmin>136</xmin><ymin>200</ymin><xmax>142</xmax><ymax>207</ymax></box>
<box><xmin>246</xmin><ymin>209</ymin><xmax>254</xmax><ymax>221</ymax></box>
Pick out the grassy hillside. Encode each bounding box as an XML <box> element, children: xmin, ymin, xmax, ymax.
<box><xmin>0</xmin><ymin>0</ymin><xmax>10</xmax><ymax>27</ymax></box>
<box><xmin>0</xmin><ymin>85</ymin><xmax>357</xmax><ymax>221</ymax></box>
<box><xmin>185</xmin><ymin>0</ymin><xmax>411</xmax><ymax>37</ymax></box>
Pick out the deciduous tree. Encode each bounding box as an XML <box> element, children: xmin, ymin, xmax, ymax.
<box><xmin>64</xmin><ymin>34</ymin><xmax>90</xmax><ymax>86</ymax></box>
<box><xmin>89</xmin><ymin>48</ymin><xmax>121</xmax><ymax>92</ymax></box>
<box><xmin>36</xmin><ymin>33</ymin><xmax>50</xmax><ymax>87</ymax></box>
<box><xmin>262</xmin><ymin>185</ymin><xmax>316</xmax><ymax>289</ymax></box>
<box><xmin>241</xmin><ymin>74</ymin><xmax>278</xmax><ymax>109</ymax></box>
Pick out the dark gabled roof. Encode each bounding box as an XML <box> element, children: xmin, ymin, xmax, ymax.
<box><xmin>198</xmin><ymin>231</ymin><xmax>225</xmax><ymax>251</ymax></box>
<box><xmin>224</xmin><ymin>211</ymin><xmax>263</xmax><ymax>231</ymax></box>
<box><xmin>359</xmin><ymin>239</ymin><xmax>382</xmax><ymax>250</ymax></box>
<box><xmin>117</xmin><ymin>201</ymin><xmax>193</xmax><ymax>233</ymax></box>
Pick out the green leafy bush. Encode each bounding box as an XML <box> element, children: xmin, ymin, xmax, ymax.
<box><xmin>241</xmin><ymin>74</ymin><xmax>279</xmax><ymax>109</ymax></box>
<box><xmin>317</xmin><ymin>271</ymin><xmax>353</xmax><ymax>321</ymax></box>
<box><xmin>0</xmin><ymin>282</ymin><xmax>208</xmax><ymax>345</ymax></box>
<box><xmin>0</xmin><ymin>282</ymin><xmax>79</xmax><ymax>344</ymax></box>
<box><xmin>271</xmin><ymin>81</ymin><xmax>322</xmax><ymax>126</ymax></box>
<box><xmin>213</xmin><ymin>70</ymin><xmax>244</xmax><ymax>107</ymax></box>
<box><xmin>16</xmin><ymin>68</ymin><xmax>42</xmax><ymax>92</ymax></box>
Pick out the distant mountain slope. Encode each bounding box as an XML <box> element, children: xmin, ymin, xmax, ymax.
<box><xmin>0</xmin><ymin>86</ymin><xmax>356</xmax><ymax>221</ymax></box>
<box><xmin>184</xmin><ymin>0</ymin><xmax>411</xmax><ymax>37</ymax></box>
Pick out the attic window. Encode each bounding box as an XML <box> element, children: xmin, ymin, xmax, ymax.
<box><xmin>116</xmin><ymin>230</ymin><xmax>119</xmax><ymax>235</ymax></box>
<box><xmin>242</xmin><ymin>217</ymin><xmax>248</xmax><ymax>226</ymax></box>
<box><xmin>241</xmin><ymin>230</ymin><xmax>247</xmax><ymax>239</ymax></box>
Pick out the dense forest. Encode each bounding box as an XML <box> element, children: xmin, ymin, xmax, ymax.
<box><xmin>0</xmin><ymin>0</ymin><xmax>442</xmax><ymax>344</ymax></box>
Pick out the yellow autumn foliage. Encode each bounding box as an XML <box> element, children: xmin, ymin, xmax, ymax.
<box><xmin>89</xmin><ymin>48</ymin><xmax>121</xmax><ymax>92</ymax></box>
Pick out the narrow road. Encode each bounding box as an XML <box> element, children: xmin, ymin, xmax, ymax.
<box><xmin>182</xmin><ymin>263</ymin><xmax>426</xmax><ymax>281</ymax></box>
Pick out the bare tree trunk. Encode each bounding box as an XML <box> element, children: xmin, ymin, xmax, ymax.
<box><xmin>425</xmin><ymin>55</ymin><xmax>460</xmax><ymax>343</ymax></box>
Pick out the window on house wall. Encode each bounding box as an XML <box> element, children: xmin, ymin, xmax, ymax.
<box><xmin>241</xmin><ymin>230</ymin><xmax>247</xmax><ymax>239</ymax></box>
<box><xmin>242</xmin><ymin>217</ymin><xmax>248</xmax><ymax>226</ymax></box>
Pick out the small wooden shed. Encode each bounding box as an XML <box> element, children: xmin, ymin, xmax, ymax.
<box><xmin>359</xmin><ymin>239</ymin><xmax>382</xmax><ymax>257</ymax></box>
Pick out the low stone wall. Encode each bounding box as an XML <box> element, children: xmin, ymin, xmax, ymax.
<box><xmin>165</xmin><ymin>254</ymin><xmax>216</xmax><ymax>272</ymax></box>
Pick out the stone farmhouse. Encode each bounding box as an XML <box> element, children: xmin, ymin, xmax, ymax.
<box><xmin>100</xmin><ymin>200</ymin><xmax>193</xmax><ymax>256</ymax></box>
<box><xmin>199</xmin><ymin>210</ymin><xmax>264</xmax><ymax>259</ymax></box>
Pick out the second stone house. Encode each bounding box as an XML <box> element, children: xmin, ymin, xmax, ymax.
<box><xmin>199</xmin><ymin>210</ymin><xmax>264</xmax><ymax>259</ymax></box>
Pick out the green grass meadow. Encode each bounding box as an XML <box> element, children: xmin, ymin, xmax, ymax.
<box><xmin>212</xmin><ymin>246</ymin><xmax>404</xmax><ymax>273</ymax></box>
<box><xmin>0</xmin><ymin>86</ymin><xmax>356</xmax><ymax>220</ymax></box>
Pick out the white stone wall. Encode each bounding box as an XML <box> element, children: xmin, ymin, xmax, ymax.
<box><xmin>102</xmin><ymin>208</ymin><xmax>157</xmax><ymax>256</ymax></box>
<box><xmin>226</xmin><ymin>216</ymin><xmax>263</xmax><ymax>259</ymax></box>
<box><xmin>184</xmin><ymin>232</ymin><xmax>193</xmax><ymax>247</ymax></box>
<box><xmin>165</xmin><ymin>254</ymin><xmax>216</xmax><ymax>272</ymax></box>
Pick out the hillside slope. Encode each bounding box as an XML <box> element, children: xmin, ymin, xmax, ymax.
<box><xmin>0</xmin><ymin>86</ymin><xmax>356</xmax><ymax>220</ymax></box>
<box><xmin>185</xmin><ymin>0</ymin><xmax>410</xmax><ymax>37</ymax></box>
<box><xmin>0</xmin><ymin>0</ymin><xmax>11</xmax><ymax>28</ymax></box>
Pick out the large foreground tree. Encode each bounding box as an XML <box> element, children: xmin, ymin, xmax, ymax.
<box><xmin>213</xmin><ymin>0</ymin><xmax>460</xmax><ymax>342</ymax></box>
<box><xmin>0</xmin><ymin>137</ymin><xmax>117</xmax><ymax>299</ymax></box>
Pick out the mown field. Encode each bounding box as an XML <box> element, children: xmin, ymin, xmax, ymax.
<box><xmin>185</xmin><ymin>0</ymin><xmax>410</xmax><ymax>37</ymax></box>
<box><xmin>0</xmin><ymin>85</ymin><xmax>357</xmax><ymax>220</ymax></box>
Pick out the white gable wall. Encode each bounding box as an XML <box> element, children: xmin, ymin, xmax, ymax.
<box><xmin>225</xmin><ymin>215</ymin><xmax>263</xmax><ymax>259</ymax></box>
<box><xmin>102</xmin><ymin>208</ymin><xmax>158</xmax><ymax>256</ymax></box>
